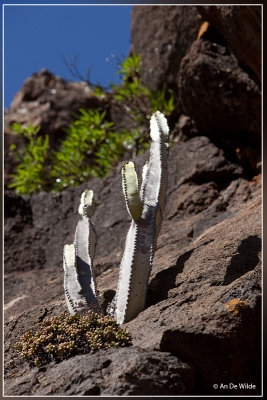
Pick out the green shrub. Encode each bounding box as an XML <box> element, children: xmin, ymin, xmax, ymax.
<box><xmin>95</xmin><ymin>53</ymin><xmax>175</xmax><ymax>120</ymax></box>
<box><xmin>51</xmin><ymin>110</ymin><xmax>116</xmax><ymax>191</ymax></box>
<box><xmin>50</xmin><ymin>108</ymin><xmax>148</xmax><ymax>191</ymax></box>
<box><xmin>116</xmin><ymin>54</ymin><xmax>174</xmax><ymax>116</ymax></box>
<box><xmin>8</xmin><ymin>54</ymin><xmax>175</xmax><ymax>194</ymax></box>
<box><xmin>8</xmin><ymin>123</ymin><xmax>51</xmax><ymax>194</ymax></box>
<box><xmin>8</xmin><ymin>111</ymin><xmax>144</xmax><ymax>194</ymax></box>
<box><xmin>94</xmin><ymin>54</ymin><xmax>174</xmax><ymax>152</ymax></box>
<box><xmin>14</xmin><ymin>311</ymin><xmax>132</xmax><ymax>367</ymax></box>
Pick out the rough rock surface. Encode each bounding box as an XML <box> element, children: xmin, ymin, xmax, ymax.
<box><xmin>5</xmin><ymin>302</ymin><xmax>190</xmax><ymax>396</ymax></box>
<box><xmin>4</xmin><ymin>69</ymin><xmax>106</xmax><ymax>140</ymax></box>
<box><xmin>130</xmin><ymin>5</ymin><xmax>261</xmax><ymax>176</ymax></box>
<box><xmin>178</xmin><ymin>38</ymin><xmax>261</xmax><ymax>146</ymax></box>
<box><xmin>197</xmin><ymin>5</ymin><xmax>262</xmax><ymax>82</ymax></box>
<box><xmin>4</xmin><ymin>134</ymin><xmax>261</xmax><ymax>395</ymax></box>
<box><xmin>127</xmin><ymin>192</ymin><xmax>261</xmax><ymax>395</ymax></box>
<box><xmin>130</xmin><ymin>6</ymin><xmax>203</xmax><ymax>91</ymax></box>
<box><xmin>4</xmin><ymin>136</ymin><xmax>244</xmax><ymax>320</ymax></box>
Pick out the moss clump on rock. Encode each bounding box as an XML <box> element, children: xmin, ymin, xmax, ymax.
<box><xmin>14</xmin><ymin>311</ymin><xmax>132</xmax><ymax>367</ymax></box>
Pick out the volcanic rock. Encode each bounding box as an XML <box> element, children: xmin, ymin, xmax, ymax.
<box><xmin>178</xmin><ymin>38</ymin><xmax>261</xmax><ymax>145</ymax></box>
<box><xmin>5</xmin><ymin>303</ymin><xmax>190</xmax><ymax>396</ymax></box>
<box><xmin>4</xmin><ymin>135</ymin><xmax>244</xmax><ymax>322</ymax></box>
<box><xmin>130</xmin><ymin>6</ymin><xmax>203</xmax><ymax>91</ymax></box>
<box><xmin>5</xmin><ymin>69</ymin><xmax>106</xmax><ymax>141</ymax></box>
<box><xmin>4</xmin><ymin>131</ymin><xmax>261</xmax><ymax>395</ymax></box>
<box><xmin>127</xmin><ymin>191</ymin><xmax>261</xmax><ymax>395</ymax></box>
<box><xmin>196</xmin><ymin>5</ymin><xmax>261</xmax><ymax>82</ymax></box>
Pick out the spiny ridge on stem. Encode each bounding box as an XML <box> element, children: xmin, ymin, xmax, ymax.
<box><xmin>63</xmin><ymin>189</ymin><xmax>101</xmax><ymax>315</ymax></box>
<box><xmin>111</xmin><ymin>111</ymin><xmax>169</xmax><ymax>324</ymax></box>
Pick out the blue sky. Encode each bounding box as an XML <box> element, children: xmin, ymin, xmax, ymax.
<box><xmin>3</xmin><ymin>4</ymin><xmax>132</xmax><ymax>109</ymax></box>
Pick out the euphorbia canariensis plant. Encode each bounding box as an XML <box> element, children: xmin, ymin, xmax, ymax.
<box><xmin>63</xmin><ymin>111</ymin><xmax>169</xmax><ymax>324</ymax></box>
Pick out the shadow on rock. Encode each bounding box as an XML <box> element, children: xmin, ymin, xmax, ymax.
<box><xmin>146</xmin><ymin>248</ymin><xmax>194</xmax><ymax>308</ymax></box>
<box><xmin>160</xmin><ymin>295</ymin><xmax>261</xmax><ymax>395</ymax></box>
<box><xmin>223</xmin><ymin>235</ymin><xmax>261</xmax><ymax>285</ymax></box>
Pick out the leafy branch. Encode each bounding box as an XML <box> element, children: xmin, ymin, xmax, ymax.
<box><xmin>8</xmin><ymin>54</ymin><xmax>175</xmax><ymax>195</ymax></box>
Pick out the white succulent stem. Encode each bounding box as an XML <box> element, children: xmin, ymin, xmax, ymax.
<box><xmin>63</xmin><ymin>190</ymin><xmax>101</xmax><ymax>315</ymax></box>
<box><xmin>112</xmin><ymin>111</ymin><xmax>169</xmax><ymax>324</ymax></box>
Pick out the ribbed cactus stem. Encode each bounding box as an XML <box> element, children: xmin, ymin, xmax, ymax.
<box><xmin>121</xmin><ymin>161</ymin><xmax>143</xmax><ymax>220</ymax></box>
<box><xmin>141</xmin><ymin>111</ymin><xmax>169</xmax><ymax>244</ymax></box>
<box><xmin>111</xmin><ymin>111</ymin><xmax>169</xmax><ymax>324</ymax></box>
<box><xmin>63</xmin><ymin>189</ymin><xmax>101</xmax><ymax>315</ymax></box>
<box><xmin>63</xmin><ymin>244</ymin><xmax>87</xmax><ymax>313</ymax></box>
<box><xmin>78</xmin><ymin>189</ymin><xmax>96</xmax><ymax>217</ymax></box>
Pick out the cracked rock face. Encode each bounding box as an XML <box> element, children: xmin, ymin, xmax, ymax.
<box><xmin>5</xmin><ymin>333</ymin><xmax>189</xmax><ymax>396</ymax></box>
<box><xmin>5</xmin><ymin>69</ymin><xmax>104</xmax><ymax>138</ymax></box>
<box><xmin>127</xmin><ymin>192</ymin><xmax>261</xmax><ymax>394</ymax></box>
<box><xmin>130</xmin><ymin>5</ymin><xmax>261</xmax><ymax>175</ymax></box>
<box><xmin>130</xmin><ymin>6</ymin><xmax>203</xmax><ymax>92</ymax></box>
<box><xmin>196</xmin><ymin>5</ymin><xmax>261</xmax><ymax>82</ymax></box>
<box><xmin>4</xmin><ymin>134</ymin><xmax>261</xmax><ymax>395</ymax></box>
<box><xmin>178</xmin><ymin>38</ymin><xmax>261</xmax><ymax>143</ymax></box>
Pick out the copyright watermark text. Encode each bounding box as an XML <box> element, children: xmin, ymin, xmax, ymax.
<box><xmin>213</xmin><ymin>383</ymin><xmax>256</xmax><ymax>390</ymax></box>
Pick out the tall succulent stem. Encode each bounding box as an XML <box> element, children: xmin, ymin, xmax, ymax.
<box><xmin>111</xmin><ymin>111</ymin><xmax>169</xmax><ymax>324</ymax></box>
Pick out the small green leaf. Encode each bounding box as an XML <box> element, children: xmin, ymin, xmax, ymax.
<box><xmin>9</xmin><ymin>143</ymin><xmax>16</xmax><ymax>151</ymax></box>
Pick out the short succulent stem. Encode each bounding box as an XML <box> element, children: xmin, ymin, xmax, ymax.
<box><xmin>121</xmin><ymin>161</ymin><xmax>143</xmax><ymax>221</ymax></box>
<box><xmin>63</xmin><ymin>190</ymin><xmax>101</xmax><ymax>315</ymax></box>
